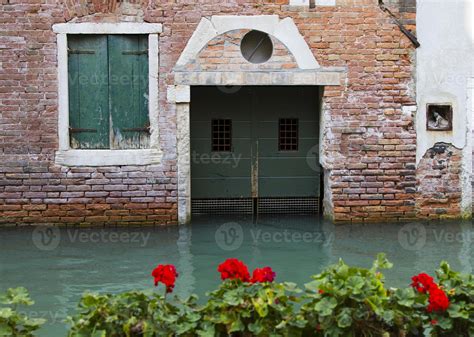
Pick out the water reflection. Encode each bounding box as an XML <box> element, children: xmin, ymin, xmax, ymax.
<box><xmin>0</xmin><ymin>217</ymin><xmax>472</xmax><ymax>336</ymax></box>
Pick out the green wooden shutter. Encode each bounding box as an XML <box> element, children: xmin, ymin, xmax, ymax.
<box><xmin>108</xmin><ymin>35</ymin><xmax>149</xmax><ymax>149</ymax></box>
<box><xmin>68</xmin><ymin>35</ymin><xmax>109</xmax><ymax>149</ymax></box>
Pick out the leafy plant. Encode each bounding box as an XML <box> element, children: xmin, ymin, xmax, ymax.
<box><xmin>198</xmin><ymin>280</ymin><xmax>305</xmax><ymax>337</ymax></box>
<box><xmin>67</xmin><ymin>290</ymin><xmax>200</xmax><ymax>337</ymax></box>
<box><xmin>0</xmin><ymin>287</ymin><xmax>45</xmax><ymax>337</ymax></box>
<box><xmin>301</xmin><ymin>253</ymin><xmax>396</xmax><ymax>337</ymax></box>
<box><xmin>9</xmin><ymin>256</ymin><xmax>473</xmax><ymax>337</ymax></box>
<box><xmin>429</xmin><ymin>262</ymin><xmax>473</xmax><ymax>336</ymax></box>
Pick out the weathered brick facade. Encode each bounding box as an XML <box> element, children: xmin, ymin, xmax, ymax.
<box><xmin>416</xmin><ymin>143</ymin><xmax>463</xmax><ymax>219</ymax></box>
<box><xmin>1</xmin><ymin>0</ymin><xmax>452</xmax><ymax>225</ymax></box>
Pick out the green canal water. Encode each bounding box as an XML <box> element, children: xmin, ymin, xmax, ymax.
<box><xmin>0</xmin><ymin>216</ymin><xmax>473</xmax><ymax>336</ymax></box>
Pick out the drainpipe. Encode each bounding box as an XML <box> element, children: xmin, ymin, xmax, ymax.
<box><xmin>378</xmin><ymin>0</ymin><xmax>420</xmax><ymax>48</ymax></box>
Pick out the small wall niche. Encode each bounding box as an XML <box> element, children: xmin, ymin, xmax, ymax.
<box><xmin>426</xmin><ymin>104</ymin><xmax>453</xmax><ymax>131</ymax></box>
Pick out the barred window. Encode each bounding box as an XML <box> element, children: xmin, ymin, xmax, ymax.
<box><xmin>279</xmin><ymin>118</ymin><xmax>298</xmax><ymax>151</ymax></box>
<box><xmin>211</xmin><ymin>119</ymin><xmax>232</xmax><ymax>152</ymax></box>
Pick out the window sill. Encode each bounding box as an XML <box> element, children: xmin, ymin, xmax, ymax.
<box><xmin>55</xmin><ymin>149</ymin><xmax>163</xmax><ymax>167</ymax></box>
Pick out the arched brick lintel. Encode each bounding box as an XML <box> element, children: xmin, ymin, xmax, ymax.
<box><xmin>175</xmin><ymin>15</ymin><xmax>320</xmax><ymax>70</ymax></box>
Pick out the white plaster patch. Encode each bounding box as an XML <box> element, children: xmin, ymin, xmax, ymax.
<box><xmin>417</xmin><ymin>0</ymin><xmax>473</xmax><ymax>218</ymax></box>
<box><xmin>402</xmin><ymin>105</ymin><xmax>417</xmax><ymax>116</ymax></box>
<box><xmin>317</xmin><ymin>0</ymin><xmax>336</xmax><ymax>5</ymax></box>
<box><xmin>167</xmin><ymin>85</ymin><xmax>191</xmax><ymax>103</ymax></box>
<box><xmin>55</xmin><ymin>149</ymin><xmax>162</xmax><ymax>166</ymax></box>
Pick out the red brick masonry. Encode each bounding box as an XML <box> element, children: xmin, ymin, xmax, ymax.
<box><xmin>1</xmin><ymin>0</ymin><xmax>455</xmax><ymax>225</ymax></box>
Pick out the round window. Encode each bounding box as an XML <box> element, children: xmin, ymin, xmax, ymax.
<box><xmin>240</xmin><ymin>30</ymin><xmax>273</xmax><ymax>64</ymax></box>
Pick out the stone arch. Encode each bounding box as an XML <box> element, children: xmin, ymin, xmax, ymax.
<box><xmin>175</xmin><ymin>15</ymin><xmax>320</xmax><ymax>70</ymax></box>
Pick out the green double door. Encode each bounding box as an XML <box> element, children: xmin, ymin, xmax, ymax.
<box><xmin>191</xmin><ymin>86</ymin><xmax>321</xmax><ymax>207</ymax></box>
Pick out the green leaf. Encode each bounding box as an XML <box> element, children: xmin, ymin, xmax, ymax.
<box><xmin>0</xmin><ymin>308</ymin><xmax>13</xmax><ymax>319</ymax></box>
<box><xmin>91</xmin><ymin>330</ymin><xmax>107</xmax><ymax>337</ymax></box>
<box><xmin>336</xmin><ymin>308</ymin><xmax>352</xmax><ymax>328</ymax></box>
<box><xmin>24</xmin><ymin>318</ymin><xmax>47</xmax><ymax>327</ymax></box>
<box><xmin>371</xmin><ymin>253</ymin><xmax>393</xmax><ymax>272</ymax></box>
<box><xmin>314</xmin><ymin>297</ymin><xmax>338</xmax><ymax>316</ymax></box>
<box><xmin>304</xmin><ymin>280</ymin><xmax>321</xmax><ymax>292</ymax></box>
<box><xmin>395</xmin><ymin>288</ymin><xmax>416</xmax><ymax>307</ymax></box>
<box><xmin>252</xmin><ymin>297</ymin><xmax>268</xmax><ymax>318</ymax></box>
<box><xmin>248</xmin><ymin>321</ymin><xmax>264</xmax><ymax>334</ymax></box>
<box><xmin>346</xmin><ymin>276</ymin><xmax>365</xmax><ymax>293</ymax></box>
<box><xmin>336</xmin><ymin>262</ymin><xmax>350</xmax><ymax>279</ymax></box>
<box><xmin>0</xmin><ymin>325</ymin><xmax>13</xmax><ymax>337</ymax></box>
<box><xmin>228</xmin><ymin>318</ymin><xmax>244</xmax><ymax>333</ymax></box>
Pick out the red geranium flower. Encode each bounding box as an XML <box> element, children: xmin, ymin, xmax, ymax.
<box><xmin>251</xmin><ymin>267</ymin><xmax>276</xmax><ymax>283</ymax></box>
<box><xmin>427</xmin><ymin>286</ymin><xmax>450</xmax><ymax>312</ymax></box>
<box><xmin>151</xmin><ymin>264</ymin><xmax>178</xmax><ymax>293</ymax></box>
<box><xmin>410</xmin><ymin>273</ymin><xmax>450</xmax><ymax>313</ymax></box>
<box><xmin>411</xmin><ymin>273</ymin><xmax>436</xmax><ymax>293</ymax></box>
<box><xmin>217</xmin><ymin>258</ymin><xmax>250</xmax><ymax>282</ymax></box>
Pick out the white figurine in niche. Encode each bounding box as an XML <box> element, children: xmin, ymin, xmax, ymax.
<box><xmin>428</xmin><ymin>111</ymin><xmax>450</xmax><ymax>130</ymax></box>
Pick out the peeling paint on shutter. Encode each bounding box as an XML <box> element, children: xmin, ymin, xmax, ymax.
<box><xmin>108</xmin><ymin>35</ymin><xmax>149</xmax><ymax>149</ymax></box>
<box><xmin>68</xmin><ymin>35</ymin><xmax>110</xmax><ymax>149</ymax></box>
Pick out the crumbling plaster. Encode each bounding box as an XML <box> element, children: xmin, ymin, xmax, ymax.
<box><xmin>416</xmin><ymin>0</ymin><xmax>473</xmax><ymax>217</ymax></box>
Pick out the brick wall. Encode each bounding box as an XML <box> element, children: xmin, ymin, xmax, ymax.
<box><xmin>416</xmin><ymin>143</ymin><xmax>463</xmax><ymax>219</ymax></box>
<box><xmin>186</xmin><ymin>29</ymin><xmax>298</xmax><ymax>72</ymax></box>
<box><xmin>0</xmin><ymin>0</ymin><xmax>418</xmax><ymax>225</ymax></box>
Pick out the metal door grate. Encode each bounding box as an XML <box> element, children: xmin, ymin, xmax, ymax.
<box><xmin>192</xmin><ymin>198</ymin><xmax>253</xmax><ymax>214</ymax></box>
<box><xmin>258</xmin><ymin>197</ymin><xmax>319</xmax><ymax>214</ymax></box>
<box><xmin>192</xmin><ymin>197</ymin><xmax>320</xmax><ymax>215</ymax></box>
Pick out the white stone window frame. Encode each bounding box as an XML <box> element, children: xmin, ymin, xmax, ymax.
<box><xmin>52</xmin><ymin>23</ymin><xmax>163</xmax><ymax>166</ymax></box>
